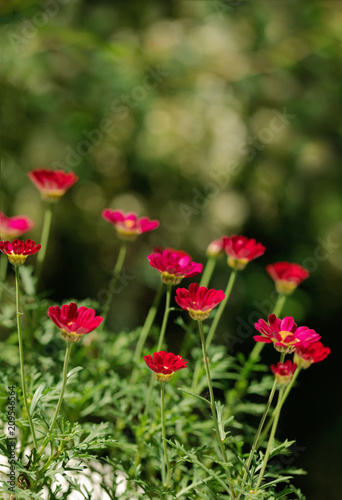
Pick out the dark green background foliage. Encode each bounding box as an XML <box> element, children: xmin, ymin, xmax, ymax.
<box><xmin>1</xmin><ymin>1</ymin><xmax>341</xmax><ymax>498</ymax></box>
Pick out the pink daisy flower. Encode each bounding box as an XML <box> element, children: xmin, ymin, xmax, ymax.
<box><xmin>48</xmin><ymin>302</ymin><xmax>103</xmax><ymax>343</ymax></box>
<box><xmin>0</xmin><ymin>239</ymin><xmax>41</xmax><ymax>266</ymax></box>
<box><xmin>254</xmin><ymin>314</ymin><xmax>321</xmax><ymax>354</ymax></box>
<box><xmin>144</xmin><ymin>351</ymin><xmax>187</xmax><ymax>382</ymax></box>
<box><xmin>175</xmin><ymin>283</ymin><xmax>225</xmax><ymax>320</ymax></box>
<box><xmin>294</xmin><ymin>341</ymin><xmax>331</xmax><ymax>369</ymax></box>
<box><xmin>102</xmin><ymin>209</ymin><xmax>159</xmax><ymax>241</ymax></box>
<box><xmin>223</xmin><ymin>235</ymin><xmax>266</xmax><ymax>270</ymax></box>
<box><xmin>147</xmin><ymin>249</ymin><xmax>203</xmax><ymax>285</ymax></box>
<box><xmin>28</xmin><ymin>168</ymin><xmax>78</xmax><ymax>202</ymax></box>
<box><xmin>271</xmin><ymin>360</ymin><xmax>297</xmax><ymax>385</ymax></box>
<box><xmin>0</xmin><ymin>212</ymin><xmax>34</xmax><ymax>239</ymax></box>
<box><xmin>266</xmin><ymin>262</ymin><xmax>309</xmax><ymax>295</ymax></box>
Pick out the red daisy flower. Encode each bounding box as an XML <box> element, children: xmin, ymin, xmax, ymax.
<box><xmin>271</xmin><ymin>360</ymin><xmax>297</xmax><ymax>385</ymax></box>
<box><xmin>294</xmin><ymin>341</ymin><xmax>331</xmax><ymax>369</ymax></box>
<box><xmin>222</xmin><ymin>235</ymin><xmax>266</xmax><ymax>270</ymax></box>
<box><xmin>206</xmin><ymin>237</ymin><xmax>226</xmax><ymax>258</ymax></box>
<box><xmin>0</xmin><ymin>239</ymin><xmax>41</xmax><ymax>266</ymax></box>
<box><xmin>0</xmin><ymin>212</ymin><xmax>34</xmax><ymax>239</ymax></box>
<box><xmin>27</xmin><ymin>168</ymin><xmax>78</xmax><ymax>202</ymax></box>
<box><xmin>254</xmin><ymin>314</ymin><xmax>321</xmax><ymax>354</ymax></box>
<box><xmin>152</xmin><ymin>246</ymin><xmax>191</xmax><ymax>259</ymax></box>
<box><xmin>102</xmin><ymin>209</ymin><xmax>159</xmax><ymax>241</ymax></box>
<box><xmin>175</xmin><ymin>283</ymin><xmax>225</xmax><ymax>320</ymax></box>
<box><xmin>144</xmin><ymin>351</ymin><xmax>187</xmax><ymax>382</ymax></box>
<box><xmin>147</xmin><ymin>249</ymin><xmax>203</xmax><ymax>285</ymax></box>
<box><xmin>48</xmin><ymin>302</ymin><xmax>103</xmax><ymax>343</ymax></box>
<box><xmin>266</xmin><ymin>262</ymin><xmax>309</xmax><ymax>295</ymax></box>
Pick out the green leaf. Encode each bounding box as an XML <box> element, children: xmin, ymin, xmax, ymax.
<box><xmin>67</xmin><ymin>366</ymin><xmax>83</xmax><ymax>379</ymax></box>
<box><xmin>178</xmin><ymin>387</ymin><xmax>210</xmax><ymax>405</ymax></box>
<box><xmin>30</xmin><ymin>383</ymin><xmax>46</xmax><ymax>416</ymax></box>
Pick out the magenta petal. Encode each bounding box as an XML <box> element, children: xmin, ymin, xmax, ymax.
<box><xmin>253</xmin><ymin>335</ymin><xmax>272</xmax><ymax>343</ymax></box>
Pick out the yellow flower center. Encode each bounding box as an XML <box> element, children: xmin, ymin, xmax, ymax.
<box><xmin>278</xmin><ymin>330</ymin><xmax>299</xmax><ymax>345</ymax></box>
<box><xmin>124</xmin><ymin>219</ymin><xmax>135</xmax><ymax>228</ymax></box>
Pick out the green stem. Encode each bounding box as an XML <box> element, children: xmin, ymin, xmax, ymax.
<box><xmin>38</xmin><ymin>342</ymin><xmax>72</xmax><ymax>456</ymax></box>
<box><xmin>35</xmin><ymin>202</ymin><xmax>54</xmax><ymax>292</ymax></box>
<box><xmin>249</xmin><ymin>294</ymin><xmax>287</xmax><ymax>363</ymax></box>
<box><xmin>101</xmin><ymin>242</ymin><xmax>128</xmax><ymax>324</ymax></box>
<box><xmin>156</xmin><ymin>284</ymin><xmax>172</xmax><ymax>351</ymax></box>
<box><xmin>237</xmin><ymin>379</ymin><xmax>278</xmax><ymax>499</ymax></box>
<box><xmin>199</xmin><ymin>256</ymin><xmax>217</xmax><ymax>288</ymax></box>
<box><xmin>133</xmin><ymin>282</ymin><xmax>164</xmax><ymax>365</ymax></box>
<box><xmin>135</xmin><ymin>287</ymin><xmax>173</xmax><ymax>467</ymax></box>
<box><xmin>145</xmin><ymin>285</ymin><xmax>172</xmax><ymax>416</ymax></box>
<box><xmin>161</xmin><ymin>383</ymin><xmax>172</xmax><ymax>488</ymax></box>
<box><xmin>258</xmin><ymin>366</ymin><xmax>301</xmax><ymax>448</ymax></box>
<box><xmin>206</xmin><ymin>270</ymin><xmax>237</xmax><ymax>350</ymax></box>
<box><xmin>255</xmin><ymin>386</ymin><xmax>285</xmax><ymax>492</ymax></box>
<box><xmin>198</xmin><ymin>320</ymin><xmax>236</xmax><ymax>499</ymax></box>
<box><xmin>15</xmin><ymin>266</ymin><xmax>38</xmax><ymax>450</ymax></box>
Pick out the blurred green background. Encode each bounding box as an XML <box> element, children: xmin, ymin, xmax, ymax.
<box><xmin>1</xmin><ymin>0</ymin><xmax>342</xmax><ymax>498</ymax></box>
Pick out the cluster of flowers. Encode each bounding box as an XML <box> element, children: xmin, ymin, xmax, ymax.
<box><xmin>256</xmin><ymin>314</ymin><xmax>330</xmax><ymax>384</ymax></box>
<box><xmin>0</xmin><ymin>168</ymin><xmax>330</xmax><ymax>385</ymax></box>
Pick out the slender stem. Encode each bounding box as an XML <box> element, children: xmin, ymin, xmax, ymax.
<box><xmin>255</xmin><ymin>386</ymin><xmax>285</xmax><ymax>492</ymax></box>
<box><xmin>237</xmin><ymin>379</ymin><xmax>278</xmax><ymax>499</ymax></box>
<box><xmin>38</xmin><ymin>342</ymin><xmax>72</xmax><ymax>456</ymax></box>
<box><xmin>199</xmin><ymin>256</ymin><xmax>217</xmax><ymax>288</ymax></box>
<box><xmin>249</xmin><ymin>294</ymin><xmax>287</xmax><ymax>362</ymax></box>
<box><xmin>156</xmin><ymin>284</ymin><xmax>172</xmax><ymax>351</ymax></box>
<box><xmin>135</xmin><ymin>289</ymin><xmax>173</xmax><ymax>468</ymax></box>
<box><xmin>101</xmin><ymin>242</ymin><xmax>128</xmax><ymax>324</ymax></box>
<box><xmin>49</xmin><ymin>342</ymin><xmax>72</xmax><ymax>434</ymax></box>
<box><xmin>133</xmin><ymin>282</ymin><xmax>164</xmax><ymax>364</ymax></box>
<box><xmin>143</xmin><ymin>285</ymin><xmax>172</xmax><ymax>418</ymax></box>
<box><xmin>161</xmin><ymin>383</ymin><xmax>172</xmax><ymax>488</ymax></box>
<box><xmin>15</xmin><ymin>266</ymin><xmax>38</xmax><ymax>450</ymax></box>
<box><xmin>206</xmin><ymin>270</ymin><xmax>237</xmax><ymax>350</ymax></box>
<box><xmin>114</xmin><ymin>242</ymin><xmax>128</xmax><ymax>276</ymax></box>
<box><xmin>198</xmin><ymin>320</ymin><xmax>236</xmax><ymax>499</ymax></box>
<box><xmin>278</xmin><ymin>365</ymin><xmax>301</xmax><ymax>410</ymax></box>
<box><xmin>258</xmin><ymin>366</ymin><xmax>301</xmax><ymax>447</ymax></box>
<box><xmin>35</xmin><ymin>202</ymin><xmax>54</xmax><ymax>291</ymax></box>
